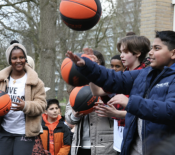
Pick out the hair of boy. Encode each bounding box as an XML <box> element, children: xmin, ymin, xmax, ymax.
<box><xmin>93</xmin><ymin>50</ymin><xmax>105</xmax><ymax>66</ymax></box>
<box><xmin>111</xmin><ymin>55</ymin><xmax>121</xmax><ymax>61</ymax></box>
<box><xmin>46</xmin><ymin>99</ymin><xmax>60</xmax><ymax>110</ymax></box>
<box><xmin>155</xmin><ymin>31</ymin><xmax>175</xmax><ymax>51</ymax></box>
<box><xmin>117</xmin><ymin>35</ymin><xmax>150</xmax><ymax>63</ymax></box>
<box><xmin>126</xmin><ymin>32</ymin><xmax>136</xmax><ymax>36</ymax></box>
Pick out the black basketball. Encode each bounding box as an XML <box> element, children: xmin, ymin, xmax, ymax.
<box><xmin>59</xmin><ymin>0</ymin><xmax>102</xmax><ymax>31</ymax></box>
<box><xmin>61</xmin><ymin>54</ymin><xmax>91</xmax><ymax>86</ymax></box>
<box><xmin>69</xmin><ymin>85</ymin><xmax>99</xmax><ymax>114</ymax></box>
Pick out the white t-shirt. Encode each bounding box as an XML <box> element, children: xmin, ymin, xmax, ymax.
<box><xmin>2</xmin><ymin>73</ymin><xmax>27</xmax><ymax>134</ymax></box>
<box><xmin>113</xmin><ymin>120</ymin><xmax>125</xmax><ymax>152</ymax></box>
<box><xmin>107</xmin><ymin>93</ymin><xmax>125</xmax><ymax>152</ymax></box>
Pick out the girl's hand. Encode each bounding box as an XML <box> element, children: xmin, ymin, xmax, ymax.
<box><xmin>66</xmin><ymin>50</ymin><xmax>85</xmax><ymax>67</ymax></box>
<box><xmin>107</xmin><ymin>94</ymin><xmax>129</xmax><ymax>108</ymax></box>
<box><xmin>11</xmin><ymin>97</ymin><xmax>25</xmax><ymax>111</ymax></box>
<box><xmin>94</xmin><ymin>102</ymin><xmax>126</xmax><ymax>118</ymax></box>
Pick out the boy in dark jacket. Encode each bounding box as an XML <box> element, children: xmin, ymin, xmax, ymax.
<box><xmin>66</xmin><ymin>31</ymin><xmax>175</xmax><ymax>155</ymax></box>
<box><xmin>40</xmin><ymin>99</ymin><xmax>71</xmax><ymax>155</ymax></box>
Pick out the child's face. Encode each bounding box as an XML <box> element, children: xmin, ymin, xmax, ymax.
<box><xmin>120</xmin><ymin>44</ymin><xmax>140</xmax><ymax>68</ymax></box>
<box><xmin>149</xmin><ymin>38</ymin><xmax>173</xmax><ymax>70</ymax></box>
<box><xmin>46</xmin><ymin>104</ymin><xmax>61</xmax><ymax>119</ymax></box>
<box><xmin>110</xmin><ymin>59</ymin><xmax>124</xmax><ymax>72</ymax></box>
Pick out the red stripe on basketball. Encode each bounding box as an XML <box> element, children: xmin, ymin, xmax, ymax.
<box><xmin>0</xmin><ymin>94</ymin><xmax>11</xmax><ymax>116</ymax></box>
<box><xmin>79</xmin><ymin>107</ymin><xmax>93</xmax><ymax>115</ymax></box>
<box><xmin>0</xmin><ymin>94</ymin><xmax>11</xmax><ymax>109</ymax></box>
<box><xmin>0</xmin><ymin>98</ymin><xmax>11</xmax><ymax>110</ymax></box>
<box><xmin>60</xmin><ymin>1</ymin><xmax>96</xmax><ymax>19</ymax></box>
<box><xmin>61</xmin><ymin>58</ymin><xmax>73</xmax><ymax>84</ymax></box>
<box><xmin>69</xmin><ymin>86</ymin><xmax>83</xmax><ymax>107</ymax></box>
<box><xmin>81</xmin><ymin>54</ymin><xmax>92</xmax><ymax>60</ymax></box>
<box><xmin>69</xmin><ymin>0</ymin><xmax>97</xmax><ymax>11</ymax></box>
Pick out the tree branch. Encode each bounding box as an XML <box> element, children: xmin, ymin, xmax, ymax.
<box><xmin>3</xmin><ymin>0</ymin><xmax>37</xmax><ymax>27</ymax></box>
<box><xmin>0</xmin><ymin>0</ymin><xmax>38</xmax><ymax>8</ymax></box>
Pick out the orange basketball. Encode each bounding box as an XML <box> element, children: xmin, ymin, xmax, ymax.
<box><xmin>69</xmin><ymin>85</ymin><xmax>98</xmax><ymax>114</ymax></box>
<box><xmin>61</xmin><ymin>54</ymin><xmax>91</xmax><ymax>86</ymax></box>
<box><xmin>59</xmin><ymin>0</ymin><xmax>102</xmax><ymax>31</ymax></box>
<box><xmin>0</xmin><ymin>90</ymin><xmax>11</xmax><ymax>116</ymax></box>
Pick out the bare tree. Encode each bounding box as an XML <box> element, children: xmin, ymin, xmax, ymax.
<box><xmin>0</xmin><ymin>0</ymin><xmax>141</xmax><ymax>101</ymax></box>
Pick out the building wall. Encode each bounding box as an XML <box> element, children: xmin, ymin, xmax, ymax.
<box><xmin>140</xmin><ymin>0</ymin><xmax>173</xmax><ymax>42</ymax></box>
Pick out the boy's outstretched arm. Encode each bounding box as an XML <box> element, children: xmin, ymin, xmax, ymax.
<box><xmin>76</xmin><ymin>57</ymin><xmax>140</xmax><ymax>94</ymax></box>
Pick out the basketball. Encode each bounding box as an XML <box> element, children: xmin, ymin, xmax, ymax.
<box><xmin>0</xmin><ymin>90</ymin><xmax>11</xmax><ymax>116</ymax></box>
<box><xmin>59</xmin><ymin>0</ymin><xmax>102</xmax><ymax>31</ymax></box>
<box><xmin>61</xmin><ymin>54</ymin><xmax>91</xmax><ymax>86</ymax></box>
<box><xmin>69</xmin><ymin>85</ymin><xmax>98</xmax><ymax>114</ymax></box>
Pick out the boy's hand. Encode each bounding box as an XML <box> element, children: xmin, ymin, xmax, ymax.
<box><xmin>107</xmin><ymin>94</ymin><xmax>129</xmax><ymax>108</ymax></box>
<box><xmin>66</xmin><ymin>50</ymin><xmax>85</xmax><ymax>67</ymax></box>
<box><xmin>72</xmin><ymin>109</ymin><xmax>83</xmax><ymax>117</ymax></box>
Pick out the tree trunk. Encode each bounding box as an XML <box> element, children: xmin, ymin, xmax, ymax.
<box><xmin>39</xmin><ymin>0</ymin><xmax>57</xmax><ymax>99</ymax></box>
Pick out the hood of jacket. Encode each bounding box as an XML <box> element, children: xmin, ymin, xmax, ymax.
<box><xmin>42</xmin><ymin>113</ymin><xmax>61</xmax><ymax>127</ymax></box>
<box><xmin>0</xmin><ymin>65</ymin><xmax>39</xmax><ymax>86</ymax></box>
<box><xmin>170</xmin><ymin>63</ymin><xmax>175</xmax><ymax>71</ymax></box>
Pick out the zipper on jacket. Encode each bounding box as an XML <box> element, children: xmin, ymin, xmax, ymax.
<box><xmin>143</xmin><ymin>73</ymin><xmax>149</xmax><ymax>155</ymax></box>
<box><xmin>47</xmin><ymin>128</ymin><xmax>50</xmax><ymax>151</ymax></box>
<box><xmin>145</xmin><ymin>69</ymin><xmax>166</xmax><ymax>98</ymax></box>
<box><xmin>108</xmin><ymin>117</ymin><xmax>112</xmax><ymax>128</ymax></box>
<box><xmin>144</xmin><ymin>120</ymin><xmax>146</xmax><ymax>155</ymax></box>
<box><xmin>142</xmin><ymin>69</ymin><xmax>166</xmax><ymax>155</ymax></box>
<box><xmin>54</xmin><ymin>132</ymin><xmax>55</xmax><ymax>155</ymax></box>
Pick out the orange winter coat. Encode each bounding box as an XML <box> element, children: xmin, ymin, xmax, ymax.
<box><xmin>40</xmin><ymin>114</ymin><xmax>71</xmax><ymax>155</ymax></box>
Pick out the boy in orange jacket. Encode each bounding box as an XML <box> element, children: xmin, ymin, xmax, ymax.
<box><xmin>40</xmin><ymin>99</ymin><xmax>71</xmax><ymax>155</ymax></box>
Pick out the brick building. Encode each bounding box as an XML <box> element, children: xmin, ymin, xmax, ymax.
<box><xmin>140</xmin><ymin>0</ymin><xmax>174</xmax><ymax>42</ymax></box>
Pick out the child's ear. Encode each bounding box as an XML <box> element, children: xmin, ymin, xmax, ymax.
<box><xmin>136</xmin><ymin>52</ymin><xmax>141</xmax><ymax>58</ymax></box>
<box><xmin>171</xmin><ymin>49</ymin><xmax>175</xmax><ymax>59</ymax></box>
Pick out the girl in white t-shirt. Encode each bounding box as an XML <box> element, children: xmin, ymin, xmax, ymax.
<box><xmin>0</xmin><ymin>40</ymin><xmax>46</xmax><ymax>155</ymax></box>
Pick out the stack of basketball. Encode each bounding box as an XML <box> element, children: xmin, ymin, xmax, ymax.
<box><xmin>61</xmin><ymin>54</ymin><xmax>98</xmax><ymax>114</ymax></box>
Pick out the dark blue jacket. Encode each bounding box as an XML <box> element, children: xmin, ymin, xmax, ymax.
<box><xmin>76</xmin><ymin>57</ymin><xmax>175</xmax><ymax>155</ymax></box>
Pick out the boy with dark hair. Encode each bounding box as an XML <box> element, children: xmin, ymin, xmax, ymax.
<box><xmin>40</xmin><ymin>99</ymin><xmax>71</xmax><ymax>155</ymax></box>
<box><xmin>46</xmin><ymin>99</ymin><xmax>61</xmax><ymax>110</ymax></box>
<box><xmin>66</xmin><ymin>30</ymin><xmax>175</xmax><ymax>155</ymax></box>
<box><xmin>126</xmin><ymin>32</ymin><xmax>136</xmax><ymax>36</ymax></box>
